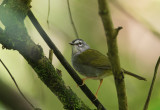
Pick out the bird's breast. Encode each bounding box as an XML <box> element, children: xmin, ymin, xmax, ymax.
<box><xmin>72</xmin><ymin>55</ymin><xmax>112</xmax><ymax>79</ymax></box>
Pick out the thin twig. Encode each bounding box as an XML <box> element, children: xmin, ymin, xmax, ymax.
<box><xmin>49</xmin><ymin>49</ymin><xmax>53</xmax><ymax>63</ymax></box>
<box><xmin>0</xmin><ymin>59</ymin><xmax>36</xmax><ymax>109</ymax></box>
<box><xmin>114</xmin><ymin>26</ymin><xmax>123</xmax><ymax>38</ymax></box>
<box><xmin>66</xmin><ymin>0</ymin><xmax>79</xmax><ymax>38</ymax></box>
<box><xmin>143</xmin><ymin>57</ymin><xmax>160</xmax><ymax>110</ymax></box>
<box><xmin>27</xmin><ymin>10</ymin><xmax>106</xmax><ymax>110</ymax></box>
<box><xmin>47</xmin><ymin>0</ymin><xmax>50</xmax><ymax>27</ymax></box>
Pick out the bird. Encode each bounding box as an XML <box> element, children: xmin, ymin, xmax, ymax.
<box><xmin>69</xmin><ymin>39</ymin><xmax>146</xmax><ymax>98</ymax></box>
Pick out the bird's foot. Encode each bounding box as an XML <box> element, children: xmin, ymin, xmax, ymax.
<box><xmin>77</xmin><ymin>78</ymin><xmax>86</xmax><ymax>87</ymax></box>
<box><xmin>93</xmin><ymin>94</ymin><xmax>98</xmax><ymax>101</ymax></box>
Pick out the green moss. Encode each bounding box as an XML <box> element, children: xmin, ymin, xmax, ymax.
<box><xmin>0</xmin><ymin>0</ymin><xmax>91</xmax><ymax>109</ymax></box>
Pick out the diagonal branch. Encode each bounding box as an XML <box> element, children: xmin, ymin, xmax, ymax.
<box><xmin>27</xmin><ymin>10</ymin><xmax>106</xmax><ymax>110</ymax></box>
<box><xmin>143</xmin><ymin>57</ymin><xmax>160</xmax><ymax>110</ymax></box>
<box><xmin>97</xmin><ymin>0</ymin><xmax>128</xmax><ymax>110</ymax></box>
<box><xmin>0</xmin><ymin>59</ymin><xmax>36</xmax><ymax>109</ymax></box>
<box><xmin>0</xmin><ymin>0</ymin><xmax>90</xmax><ymax>109</ymax></box>
<box><xmin>0</xmin><ymin>79</ymin><xmax>33</xmax><ymax>110</ymax></box>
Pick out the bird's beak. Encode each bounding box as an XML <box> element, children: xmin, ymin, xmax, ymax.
<box><xmin>69</xmin><ymin>42</ymin><xmax>74</xmax><ymax>45</ymax></box>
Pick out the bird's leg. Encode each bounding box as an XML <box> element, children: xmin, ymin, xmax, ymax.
<box><xmin>95</xmin><ymin>79</ymin><xmax>103</xmax><ymax>99</ymax></box>
<box><xmin>78</xmin><ymin>77</ymin><xmax>90</xmax><ymax>86</ymax></box>
<box><xmin>78</xmin><ymin>77</ymin><xmax>96</xmax><ymax>87</ymax></box>
<box><xmin>77</xmin><ymin>77</ymin><xmax>87</xmax><ymax>87</ymax></box>
<box><xmin>81</xmin><ymin>78</ymin><xmax>88</xmax><ymax>86</ymax></box>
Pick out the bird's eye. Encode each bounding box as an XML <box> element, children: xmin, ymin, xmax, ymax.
<box><xmin>78</xmin><ymin>42</ymin><xmax>83</xmax><ymax>46</ymax></box>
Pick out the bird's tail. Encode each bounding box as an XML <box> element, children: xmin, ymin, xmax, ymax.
<box><xmin>123</xmin><ymin>69</ymin><xmax>147</xmax><ymax>81</ymax></box>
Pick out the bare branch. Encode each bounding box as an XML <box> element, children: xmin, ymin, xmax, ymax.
<box><xmin>114</xmin><ymin>26</ymin><xmax>123</xmax><ymax>38</ymax></box>
<box><xmin>47</xmin><ymin>0</ymin><xmax>50</xmax><ymax>27</ymax></box>
<box><xmin>0</xmin><ymin>1</ymin><xmax>91</xmax><ymax>109</ymax></box>
<box><xmin>143</xmin><ymin>57</ymin><xmax>160</xmax><ymax>110</ymax></box>
<box><xmin>27</xmin><ymin>10</ymin><xmax>106</xmax><ymax>110</ymax></box>
<box><xmin>49</xmin><ymin>49</ymin><xmax>53</xmax><ymax>63</ymax></box>
<box><xmin>66</xmin><ymin>0</ymin><xmax>79</xmax><ymax>38</ymax></box>
<box><xmin>0</xmin><ymin>59</ymin><xmax>36</xmax><ymax>109</ymax></box>
<box><xmin>0</xmin><ymin>79</ymin><xmax>33</xmax><ymax>110</ymax></box>
<box><xmin>97</xmin><ymin>0</ymin><xmax>128</xmax><ymax>110</ymax></box>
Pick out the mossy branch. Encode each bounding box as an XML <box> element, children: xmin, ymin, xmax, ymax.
<box><xmin>27</xmin><ymin>10</ymin><xmax>106</xmax><ymax>110</ymax></box>
<box><xmin>97</xmin><ymin>0</ymin><xmax>128</xmax><ymax>110</ymax></box>
<box><xmin>0</xmin><ymin>0</ymin><xmax>90</xmax><ymax>109</ymax></box>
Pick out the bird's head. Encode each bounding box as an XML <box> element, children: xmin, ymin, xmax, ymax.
<box><xmin>69</xmin><ymin>39</ymin><xmax>90</xmax><ymax>55</ymax></box>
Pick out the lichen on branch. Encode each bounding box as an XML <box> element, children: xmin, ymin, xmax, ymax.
<box><xmin>0</xmin><ymin>0</ymin><xmax>90</xmax><ymax>109</ymax></box>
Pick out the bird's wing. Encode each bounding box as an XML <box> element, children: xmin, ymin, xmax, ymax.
<box><xmin>76</xmin><ymin>49</ymin><xmax>111</xmax><ymax>69</ymax></box>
